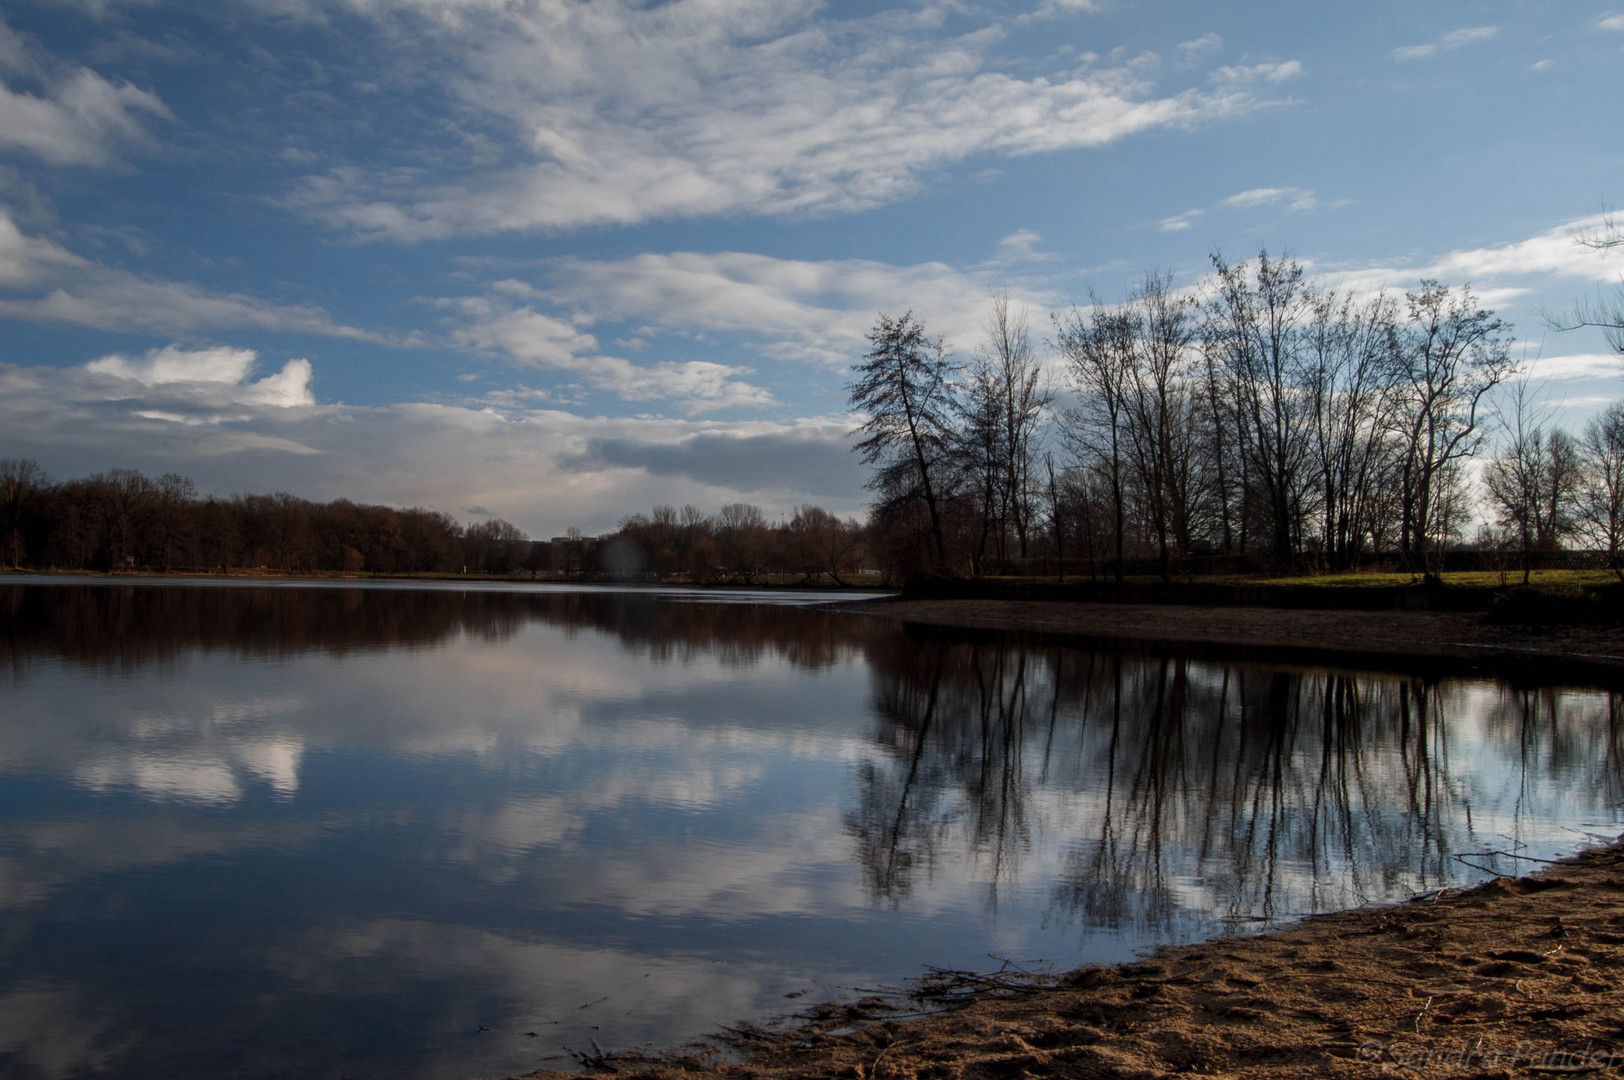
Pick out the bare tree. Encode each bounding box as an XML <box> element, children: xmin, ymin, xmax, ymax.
<box><xmin>850</xmin><ymin>311</ymin><xmax>958</xmax><ymax>571</ymax></box>
<box><xmin>956</xmin><ymin>350</ymin><xmax>1008</xmax><ymax>575</ymax></box>
<box><xmin>789</xmin><ymin>505</ymin><xmax>864</xmax><ymax>584</ymax></box>
<box><xmin>1205</xmin><ymin>250</ymin><xmax>1318</xmax><ymax>566</ymax></box>
<box><xmin>1197</xmin><ymin>334</ymin><xmax>1241</xmax><ymax>553</ymax></box>
<box><xmin>152</xmin><ymin>473</ymin><xmax>198</xmax><ymax>572</ymax></box>
<box><xmin>1304</xmin><ymin>289</ymin><xmax>1403</xmax><ymax>568</ymax></box>
<box><xmin>983</xmin><ymin>294</ymin><xmax>1052</xmax><ymax>559</ymax></box>
<box><xmin>1394</xmin><ymin>282</ymin><xmax>1513</xmax><ymax>579</ymax></box>
<box><xmin>1485</xmin><ymin>380</ymin><xmax>1579</xmax><ymax>581</ymax></box>
<box><xmin>1578</xmin><ymin>401</ymin><xmax>1624</xmax><ymax>579</ymax></box>
<box><xmin>1122</xmin><ymin>271</ymin><xmax>1202</xmax><ymax>579</ymax></box>
<box><xmin>715</xmin><ymin>503</ymin><xmax>768</xmax><ymax>583</ymax></box>
<box><xmin>1056</xmin><ymin>298</ymin><xmax>1136</xmax><ymax>581</ymax></box>
<box><xmin>1045</xmin><ymin>454</ymin><xmax>1064</xmax><ymax>583</ymax></box>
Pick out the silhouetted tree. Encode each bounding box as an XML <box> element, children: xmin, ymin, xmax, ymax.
<box><xmin>850</xmin><ymin>311</ymin><xmax>957</xmax><ymax>571</ymax></box>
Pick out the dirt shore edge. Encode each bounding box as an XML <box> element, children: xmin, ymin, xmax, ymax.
<box><xmin>829</xmin><ymin>597</ymin><xmax>1624</xmax><ymax>684</ymax></box>
<box><xmin>506</xmin><ymin>839</ymin><xmax>1624</xmax><ymax>1080</ymax></box>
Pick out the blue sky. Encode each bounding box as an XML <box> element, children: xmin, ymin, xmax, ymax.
<box><xmin>1</xmin><ymin>0</ymin><xmax>1620</xmax><ymax>536</ymax></box>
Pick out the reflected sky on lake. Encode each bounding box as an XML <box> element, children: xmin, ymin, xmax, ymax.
<box><xmin>1</xmin><ymin>580</ymin><xmax>1621</xmax><ymax>1079</ymax></box>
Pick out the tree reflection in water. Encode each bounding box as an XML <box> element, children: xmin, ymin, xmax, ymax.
<box><xmin>6</xmin><ymin>582</ymin><xmax>1623</xmax><ymax>1080</ymax></box>
<box><xmin>7</xmin><ymin>582</ymin><xmax>1620</xmax><ymax>940</ymax></box>
<box><xmin>847</xmin><ymin>635</ymin><xmax>1624</xmax><ymax>937</ymax></box>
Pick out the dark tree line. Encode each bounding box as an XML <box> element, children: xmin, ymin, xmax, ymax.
<box><xmin>852</xmin><ymin>246</ymin><xmax>1624</xmax><ymax>581</ymax></box>
<box><xmin>0</xmin><ymin>466</ymin><xmax>879</xmax><ymax>583</ymax></box>
<box><xmin>1483</xmin><ymin>388</ymin><xmax>1624</xmax><ymax>580</ymax></box>
<box><xmin>603</xmin><ymin>501</ymin><xmax>868</xmax><ymax>584</ymax></box>
<box><xmin>0</xmin><ymin>463</ymin><xmax>533</xmax><ymax>575</ymax></box>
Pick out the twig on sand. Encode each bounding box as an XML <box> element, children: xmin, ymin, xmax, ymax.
<box><xmin>1460</xmin><ymin>849</ymin><xmax>1566</xmax><ymax>864</ymax></box>
<box><xmin>984</xmin><ymin>953</ymin><xmax>1053</xmax><ymax>976</ymax></box>
<box><xmin>1453</xmin><ymin>855</ymin><xmax>1501</xmax><ymax>876</ymax></box>
<box><xmin>915</xmin><ymin>965</ymin><xmax>1057</xmax><ymax>997</ymax></box>
<box><xmin>871</xmin><ymin>1035</ymin><xmax>897</xmax><ymax>1079</ymax></box>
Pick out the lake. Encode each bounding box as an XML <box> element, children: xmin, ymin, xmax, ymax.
<box><xmin>1</xmin><ymin>578</ymin><xmax>1620</xmax><ymax>1079</ymax></box>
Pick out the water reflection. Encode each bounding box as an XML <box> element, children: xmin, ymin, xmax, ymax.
<box><xmin>850</xmin><ymin>642</ymin><xmax>1624</xmax><ymax>934</ymax></box>
<box><xmin>0</xmin><ymin>581</ymin><xmax>1620</xmax><ymax>1080</ymax></box>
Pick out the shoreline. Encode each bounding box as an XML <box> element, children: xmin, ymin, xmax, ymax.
<box><xmin>491</xmin><ymin>599</ymin><xmax>1624</xmax><ymax>1078</ymax></box>
<box><xmin>0</xmin><ymin>567</ymin><xmax>890</xmax><ymax>591</ymax></box>
<box><xmin>507</xmin><ymin>838</ymin><xmax>1624</xmax><ymax>1080</ymax></box>
<box><xmin>832</xmin><ymin>596</ymin><xmax>1624</xmax><ymax>685</ymax></box>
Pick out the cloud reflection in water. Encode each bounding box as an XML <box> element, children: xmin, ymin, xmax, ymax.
<box><xmin>0</xmin><ymin>582</ymin><xmax>1620</xmax><ymax>1079</ymax></box>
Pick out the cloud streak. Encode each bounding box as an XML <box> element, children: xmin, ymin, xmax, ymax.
<box><xmin>281</xmin><ymin>0</ymin><xmax>1303</xmax><ymax>239</ymax></box>
<box><xmin>0</xmin><ymin>18</ymin><xmax>171</xmax><ymax>167</ymax></box>
<box><xmin>1392</xmin><ymin>25</ymin><xmax>1497</xmax><ymax>61</ymax></box>
<box><xmin>0</xmin><ymin>206</ymin><xmax>381</xmax><ymax>338</ymax></box>
<box><xmin>525</xmin><ymin>248</ymin><xmax>1060</xmax><ymax>371</ymax></box>
<box><xmin>1223</xmin><ymin>186</ymin><xmax>1319</xmax><ymax>211</ymax></box>
<box><xmin>447</xmin><ymin>294</ymin><xmax>774</xmax><ymax>413</ymax></box>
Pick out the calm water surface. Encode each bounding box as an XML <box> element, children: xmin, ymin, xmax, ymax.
<box><xmin>1</xmin><ymin>579</ymin><xmax>1621</xmax><ymax>1079</ymax></box>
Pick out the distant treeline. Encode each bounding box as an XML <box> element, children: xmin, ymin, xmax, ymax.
<box><xmin>0</xmin><ymin>461</ymin><xmax>875</xmax><ymax>583</ymax></box>
<box><xmin>603</xmin><ymin>503</ymin><xmax>867</xmax><ymax>583</ymax></box>
<box><xmin>0</xmin><ymin>463</ymin><xmax>533</xmax><ymax>575</ymax></box>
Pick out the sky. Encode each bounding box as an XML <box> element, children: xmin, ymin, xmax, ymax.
<box><xmin>0</xmin><ymin>0</ymin><xmax>1621</xmax><ymax>538</ymax></box>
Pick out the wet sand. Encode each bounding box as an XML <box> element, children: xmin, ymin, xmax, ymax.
<box><xmin>508</xmin><ymin>840</ymin><xmax>1624</xmax><ymax>1080</ymax></box>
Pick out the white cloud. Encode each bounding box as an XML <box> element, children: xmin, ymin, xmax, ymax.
<box><xmin>1177</xmin><ymin>33</ymin><xmax>1222</xmax><ymax>63</ymax></box>
<box><xmin>0</xmin><ymin>19</ymin><xmax>171</xmax><ymax>167</ymax></box>
<box><xmin>1528</xmin><ymin>353</ymin><xmax>1623</xmax><ymax>382</ymax></box>
<box><xmin>80</xmin><ymin>344</ymin><xmax>317</xmax><ymax>420</ymax></box>
<box><xmin>450</xmin><ymin>302</ymin><xmax>599</xmax><ymax>370</ymax></box>
<box><xmin>0</xmin><ymin>20</ymin><xmax>43</xmax><ymax>79</ymax></box>
<box><xmin>87</xmin><ymin>344</ymin><xmax>261</xmax><ymax>385</ymax></box>
<box><xmin>612</xmin><ymin>359</ymin><xmax>774</xmax><ymax>410</ymax></box>
<box><xmin>0</xmin><ymin>204</ymin><xmax>81</xmax><ymax>284</ymax></box>
<box><xmin>1222</xmin><ymin>186</ymin><xmax>1318</xmax><ymax>211</ymax></box>
<box><xmin>1442</xmin><ymin>26</ymin><xmax>1498</xmax><ymax>48</ymax></box>
<box><xmin>281</xmin><ymin>1</ymin><xmax>1303</xmax><ymax>239</ymax></box>
<box><xmin>449</xmin><ymin>296</ymin><xmax>773</xmax><ymax>413</ymax></box>
<box><xmin>1026</xmin><ymin>0</ymin><xmax>1105</xmax><ymax>19</ymax></box>
<box><xmin>1159</xmin><ymin>209</ymin><xmax>1202</xmax><ymax>232</ymax></box>
<box><xmin>528</xmin><ymin>248</ymin><xmax>1058</xmax><ymax>371</ymax></box>
<box><xmin>240</xmin><ymin>358</ymin><xmax>316</xmax><ymax>407</ymax></box>
<box><xmin>0</xmin><ymin>205</ymin><xmax>380</xmax><ymax>338</ymax></box>
<box><xmin>1545</xmin><ymin>393</ymin><xmax>1619</xmax><ymax>410</ymax></box>
<box><xmin>992</xmin><ymin>228</ymin><xmax>1046</xmax><ymax>263</ymax></box>
<box><xmin>1211</xmin><ymin>59</ymin><xmax>1302</xmax><ymax>85</ymax></box>
<box><xmin>1601</xmin><ymin>14</ymin><xmax>1624</xmax><ymax>31</ymax></box>
<box><xmin>1422</xmin><ymin>214</ymin><xmax>1622</xmax><ymax>284</ymax></box>
<box><xmin>1393</xmin><ymin>25</ymin><xmax>1498</xmax><ymax>61</ymax></box>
